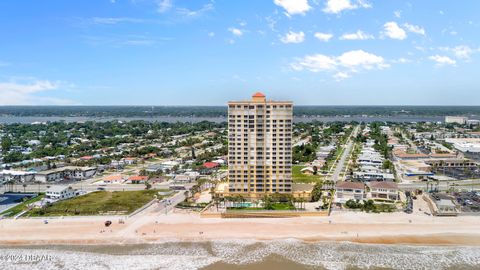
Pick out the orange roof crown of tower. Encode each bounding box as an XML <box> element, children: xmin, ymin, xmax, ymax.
<box><xmin>252</xmin><ymin>92</ymin><xmax>265</xmax><ymax>98</ymax></box>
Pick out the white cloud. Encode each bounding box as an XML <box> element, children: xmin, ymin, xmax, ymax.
<box><xmin>314</xmin><ymin>32</ymin><xmax>333</xmax><ymax>42</ymax></box>
<box><xmin>323</xmin><ymin>0</ymin><xmax>371</xmax><ymax>14</ymax></box>
<box><xmin>228</xmin><ymin>27</ymin><xmax>243</xmax><ymax>37</ymax></box>
<box><xmin>176</xmin><ymin>3</ymin><xmax>214</xmax><ymax>17</ymax></box>
<box><xmin>394</xmin><ymin>58</ymin><xmax>411</xmax><ymax>64</ymax></box>
<box><xmin>334</xmin><ymin>72</ymin><xmax>350</xmax><ymax>81</ymax></box>
<box><xmin>438</xmin><ymin>45</ymin><xmax>480</xmax><ymax>61</ymax></box>
<box><xmin>339</xmin><ymin>30</ymin><xmax>374</xmax><ymax>40</ymax></box>
<box><xmin>291</xmin><ymin>50</ymin><xmax>388</xmax><ymax>79</ymax></box>
<box><xmin>280</xmin><ymin>31</ymin><xmax>305</xmax><ymax>43</ymax></box>
<box><xmin>274</xmin><ymin>0</ymin><xmax>311</xmax><ymax>16</ymax></box>
<box><xmin>394</xmin><ymin>10</ymin><xmax>401</xmax><ymax>18</ymax></box>
<box><xmin>403</xmin><ymin>23</ymin><xmax>426</xmax><ymax>35</ymax></box>
<box><xmin>208</xmin><ymin>32</ymin><xmax>215</xmax><ymax>37</ymax></box>
<box><xmin>337</xmin><ymin>50</ymin><xmax>388</xmax><ymax>70</ymax></box>
<box><xmin>0</xmin><ymin>80</ymin><xmax>76</xmax><ymax>105</ymax></box>
<box><xmin>157</xmin><ymin>0</ymin><xmax>172</xmax><ymax>13</ymax></box>
<box><xmin>429</xmin><ymin>55</ymin><xmax>456</xmax><ymax>66</ymax></box>
<box><xmin>291</xmin><ymin>54</ymin><xmax>337</xmax><ymax>72</ymax></box>
<box><xmin>452</xmin><ymin>45</ymin><xmax>474</xmax><ymax>59</ymax></box>
<box><xmin>383</xmin><ymin>21</ymin><xmax>407</xmax><ymax>40</ymax></box>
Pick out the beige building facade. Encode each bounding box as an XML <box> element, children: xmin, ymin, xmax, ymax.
<box><xmin>227</xmin><ymin>92</ymin><xmax>293</xmax><ymax>198</ymax></box>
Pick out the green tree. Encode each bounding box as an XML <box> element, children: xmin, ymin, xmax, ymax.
<box><xmin>311</xmin><ymin>182</ymin><xmax>323</xmax><ymax>202</ymax></box>
<box><xmin>1</xmin><ymin>137</ymin><xmax>12</xmax><ymax>153</ymax></box>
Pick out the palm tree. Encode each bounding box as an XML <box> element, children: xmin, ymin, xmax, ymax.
<box><xmin>22</xmin><ymin>183</ymin><xmax>27</xmax><ymax>193</ymax></box>
<box><xmin>262</xmin><ymin>194</ymin><xmax>272</xmax><ymax>210</ymax></box>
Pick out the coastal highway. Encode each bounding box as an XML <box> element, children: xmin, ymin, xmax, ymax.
<box><xmin>5</xmin><ymin>182</ymin><xmax>172</xmax><ymax>193</ymax></box>
<box><xmin>331</xmin><ymin>125</ymin><xmax>360</xmax><ymax>182</ymax></box>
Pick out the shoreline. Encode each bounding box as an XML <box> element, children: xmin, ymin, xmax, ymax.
<box><xmin>1</xmin><ymin>233</ymin><xmax>480</xmax><ymax>248</ymax></box>
<box><xmin>1</xmin><ymin>207</ymin><xmax>480</xmax><ymax>247</ymax></box>
<box><xmin>1</xmin><ymin>234</ymin><xmax>480</xmax><ymax>247</ymax></box>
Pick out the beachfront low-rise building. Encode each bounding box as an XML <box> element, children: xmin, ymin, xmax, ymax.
<box><xmin>45</xmin><ymin>186</ymin><xmax>77</xmax><ymax>203</ymax></box>
<box><xmin>334</xmin><ymin>181</ymin><xmax>366</xmax><ymax>204</ymax></box>
<box><xmin>367</xmin><ymin>181</ymin><xmax>399</xmax><ymax>201</ymax></box>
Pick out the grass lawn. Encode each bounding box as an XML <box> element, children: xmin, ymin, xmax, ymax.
<box><xmin>293</xmin><ymin>165</ymin><xmax>323</xmax><ymax>183</ymax></box>
<box><xmin>269</xmin><ymin>203</ymin><xmax>296</xmax><ymax>210</ymax></box>
<box><xmin>0</xmin><ymin>194</ymin><xmax>44</xmax><ymax>217</ymax></box>
<box><xmin>27</xmin><ymin>189</ymin><xmax>167</xmax><ymax>217</ymax></box>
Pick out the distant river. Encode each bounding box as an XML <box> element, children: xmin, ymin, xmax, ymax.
<box><xmin>0</xmin><ymin>115</ymin><xmax>447</xmax><ymax>124</ymax></box>
<box><xmin>1</xmin><ymin>241</ymin><xmax>479</xmax><ymax>270</ymax></box>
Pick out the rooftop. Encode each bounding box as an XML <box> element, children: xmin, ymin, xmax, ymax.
<box><xmin>46</xmin><ymin>185</ymin><xmax>72</xmax><ymax>193</ymax></box>
<box><xmin>252</xmin><ymin>92</ymin><xmax>265</xmax><ymax>98</ymax></box>
<box><xmin>368</xmin><ymin>181</ymin><xmax>398</xmax><ymax>190</ymax></box>
<box><xmin>336</xmin><ymin>181</ymin><xmax>365</xmax><ymax>190</ymax></box>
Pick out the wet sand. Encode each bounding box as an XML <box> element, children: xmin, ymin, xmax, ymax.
<box><xmin>1</xmin><ymin>206</ymin><xmax>480</xmax><ymax>246</ymax></box>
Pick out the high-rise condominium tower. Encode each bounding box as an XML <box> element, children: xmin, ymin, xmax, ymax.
<box><xmin>227</xmin><ymin>92</ymin><xmax>293</xmax><ymax>198</ymax></box>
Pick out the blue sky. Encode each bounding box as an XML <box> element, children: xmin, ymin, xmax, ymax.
<box><xmin>0</xmin><ymin>0</ymin><xmax>479</xmax><ymax>106</ymax></box>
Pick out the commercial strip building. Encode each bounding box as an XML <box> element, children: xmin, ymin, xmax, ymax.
<box><xmin>227</xmin><ymin>92</ymin><xmax>293</xmax><ymax>199</ymax></box>
<box><xmin>445</xmin><ymin>138</ymin><xmax>480</xmax><ymax>160</ymax></box>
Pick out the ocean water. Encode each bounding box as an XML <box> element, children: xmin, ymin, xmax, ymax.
<box><xmin>0</xmin><ymin>240</ymin><xmax>479</xmax><ymax>270</ymax></box>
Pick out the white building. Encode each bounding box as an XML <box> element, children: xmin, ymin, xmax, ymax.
<box><xmin>354</xmin><ymin>171</ymin><xmax>395</xmax><ymax>182</ymax></box>
<box><xmin>45</xmin><ymin>186</ymin><xmax>77</xmax><ymax>203</ymax></box>
<box><xmin>445</xmin><ymin>138</ymin><xmax>480</xmax><ymax>159</ymax></box>
<box><xmin>445</xmin><ymin>116</ymin><xmax>468</xmax><ymax>125</ymax></box>
<box><xmin>228</xmin><ymin>92</ymin><xmax>293</xmax><ymax>198</ymax></box>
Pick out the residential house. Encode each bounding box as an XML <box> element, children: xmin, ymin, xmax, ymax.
<box><xmin>334</xmin><ymin>181</ymin><xmax>366</xmax><ymax>204</ymax></box>
<box><xmin>128</xmin><ymin>175</ymin><xmax>149</xmax><ymax>184</ymax></box>
<box><xmin>368</xmin><ymin>181</ymin><xmax>399</xmax><ymax>201</ymax></box>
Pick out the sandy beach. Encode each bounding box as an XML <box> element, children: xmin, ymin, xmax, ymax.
<box><xmin>1</xmin><ymin>203</ymin><xmax>480</xmax><ymax>246</ymax></box>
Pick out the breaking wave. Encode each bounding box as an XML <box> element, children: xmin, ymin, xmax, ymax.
<box><xmin>1</xmin><ymin>240</ymin><xmax>480</xmax><ymax>270</ymax></box>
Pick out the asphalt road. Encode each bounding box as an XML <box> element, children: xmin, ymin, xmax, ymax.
<box><xmin>331</xmin><ymin>125</ymin><xmax>360</xmax><ymax>182</ymax></box>
<box><xmin>5</xmin><ymin>182</ymin><xmax>172</xmax><ymax>193</ymax></box>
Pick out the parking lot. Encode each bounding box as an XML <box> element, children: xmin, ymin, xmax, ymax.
<box><xmin>452</xmin><ymin>191</ymin><xmax>480</xmax><ymax>213</ymax></box>
<box><xmin>432</xmin><ymin>167</ymin><xmax>480</xmax><ymax>180</ymax></box>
